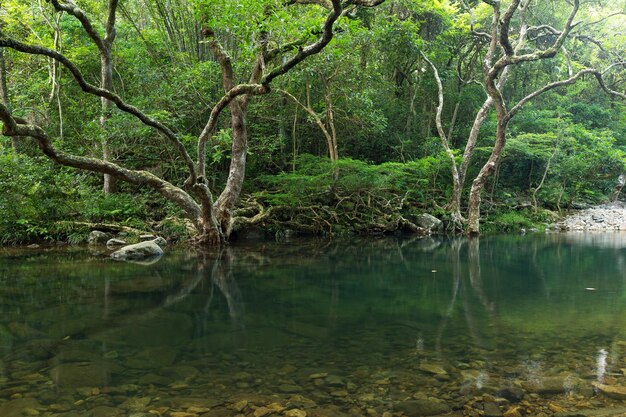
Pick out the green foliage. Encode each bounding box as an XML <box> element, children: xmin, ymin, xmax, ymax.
<box><xmin>1</xmin><ymin>0</ymin><xmax>625</xmax><ymax>242</ymax></box>
<box><xmin>0</xmin><ymin>150</ymin><xmax>79</xmax><ymax>243</ymax></box>
<box><xmin>482</xmin><ymin>209</ymin><xmax>556</xmax><ymax>234</ymax></box>
<box><xmin>256</xmin><ymin>153</ymin><xmax>450</xmax><ymax>211</ymax></box>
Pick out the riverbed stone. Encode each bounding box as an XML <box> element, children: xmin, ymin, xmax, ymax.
<box><xmin>0</xmin><ymin>398</ymin><xmax>41</xmax><ymax>417</ymax></box>
<box><xmin>126</xmin><ymin>346</ymin><xmax>177</xmax><ymax>369</ymax></box>
<box><xmin>592</xmin><ymin>382</ymin><xmax>626</xmax><ymax>400</ymax></box>
<box><xmin>278</xmin><ymin>384</ymin><xmax>303</xmax><ymax>393</ymax></box>
<box><xmin>110</xmin><ymin>241</ymin><xmax>163</xmax><ymax>261</ymax></box>
<box><xmin>521</xmin><ymin>376</ymin><xmax>584</xmax><ymax>394</ymax></box>
<box><xmin>153</xmin><ymin>236</ymin><xmax>167</xmax><ymax>247</ymax></box>
<box><xmin>138</xmin><ymin>373</ymin><xmax>171</xmax><ymax>386</ymax></box>
<box><xmin>325</xmin><ymin>375</ymin><xmax>345</xmax><ymax>387</ymax></box>
<box><xmin>49</xmin><ymin>363</ymin><xmax>111</xmax><ymax>388</ymax></box>
<box><xmin>95</xmin><ymin>311</ymin><xmax>192</xmax><ymax>347</ymax></box>
<box><xmin>418</xmin><ymin>363</ymin><xmax>447</xmax><ymax>376</ymax></box>
<box><xmin>394</xmin><ymin>399</ymin><xmax>450</xmax><ymax>416</ymax></box>
<box><xmin>91</xmin><ymin>405</ymin><xmax>123</xmax><ymax>417</ymax></box>
<box><xmin>496</xmin><ymin>387</ymin><xmax>525</xmax><ymax>402</ymax></box>
<box><xmin>119</xmin><ymin>397</ymin><xmax>151</xmax><ymax>412</ymax></box>
<box><xmin>483</xmin><ymin>402</ymin><xmax>503</xmax><ymax>417</ymax></box>
<box><xmin>556</xmin><ymin>201</ymin><xmax>626</xmax><ymax>232</ymax></box>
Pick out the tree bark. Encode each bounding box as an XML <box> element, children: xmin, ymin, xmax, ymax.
<box><xmin>465</xmin><ymin>0</ymin><xmax>583</xmax><ymax>235</ymax></box>
<box><xmin>101</xmin><ymin>47</ymin><xmax>117</xmax><ymax>193</ymax></box>
<box><xmin>0</xmin><ymin>47</ymin><xmax>19</xmax><ymax>151</ymax></box>
<box><xmin>420</xmin><ymin>51</ymin><xmax>464</xmax><ymax>227</ymax></box>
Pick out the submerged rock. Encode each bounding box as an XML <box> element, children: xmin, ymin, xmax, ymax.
<box><xmin>418</xmin><ymin>363</ymin><xmax>447</xmax><ymax>376</ymax></box>
<box><xmin>483</xmin><ymin>402</ymin><xmax>503</xmax><ymax>417</ymax></box>
<box><xmin>111</xmin><ymin>240</ymin><xmax>163</xmax><ymax>261</ymax></box>
<box><xmin>0</xmin><ymin>398</ymin><xmax>41</xmax><ymax>417</ymax></box>
<box><xmin>394</xmin><ymin>399</ymin><xmax>450</xmax><ymax>416</ymax></box>
<box><xmin>50</xmin><ymin>362</ymin><xmax>112</xmax><ymax>388</ymax></box>
<box><xmin>592</xmin><ymin>382</ymin><xmax>626</xmax><ymax>400</ymax></box>
<box><xmin>521</xmin><ymin>376</ymin><xmax>584</xmax><ymax>394</ymax></box>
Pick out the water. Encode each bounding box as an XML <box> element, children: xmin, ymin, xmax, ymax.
<box><xmin>2</xmin><ymin>233</ymin><xmax>626</xmax><ymax>416</ymax></box>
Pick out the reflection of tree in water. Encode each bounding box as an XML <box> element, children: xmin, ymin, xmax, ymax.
<box><xmin>434</xmin><ymin>238</ymin><xmax>499</xmax><ymax>357</ymax></box>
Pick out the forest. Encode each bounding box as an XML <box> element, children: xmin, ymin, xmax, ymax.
<box><xmin>0</xmin><ymin>0</ymin><xmax>625</xmax><ymax>245</ymax></box>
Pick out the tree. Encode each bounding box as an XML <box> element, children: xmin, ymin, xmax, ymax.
<box><xmin>0</xmin><ymin>0</ymin><xmax>385</xmax><ymax>245</ymax></box>
<box><xmin>465</xmin><ymin>0</ymin><xmax>625</xmax><ymax>235</ymax></box>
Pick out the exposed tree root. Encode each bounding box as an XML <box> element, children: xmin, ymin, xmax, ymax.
<box><xmin>54</xmin><ymin>221</ymin><xmax>151</xmax><ymax>235</ymax></box>
<box><xmin>231</xmin><ymin>194</ymin><xmax>429</xmax><ymax>238</ymax></box>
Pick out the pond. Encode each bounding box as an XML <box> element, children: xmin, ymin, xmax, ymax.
<box><xmin>2</xmin><ymin>233</ymin><xmax>626</xmax><ymax>417</ymax></box>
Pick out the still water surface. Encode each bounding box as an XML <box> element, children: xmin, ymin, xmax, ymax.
<box><xmin>2</xmin><ymin>233</ymin><xmax>626</xmax><ymax>416</ymax></box>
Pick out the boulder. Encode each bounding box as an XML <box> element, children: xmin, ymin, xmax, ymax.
<box><xmin>111</xmin><ymin>240</ymin><xmax>163</xmax><ymax>261</ymax></box>
<box><xmin>415</xmin><ymin>214</ymin><xmax>443</xmax><ymax>233</ymax></box>
<box><xmin>88</xmin><ymin>231</ymin><xmax>112</xmax><ymax>245</ymax></box>
<box><xmin>153</xmin><ymin>236</ymin><xmax>167</xmax><ymax>247</ymax></box>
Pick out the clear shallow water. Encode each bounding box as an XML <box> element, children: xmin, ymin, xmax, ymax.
<box><xmin>2</xmin><ymin>234</ymin><xmax>626</xmax><ymax>416</ymax></box>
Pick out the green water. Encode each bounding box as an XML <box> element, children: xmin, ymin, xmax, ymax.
<box><xmin>2</xmin><ymin>233</ymin><xmax>626</xmax><ymax>416</ymax></box>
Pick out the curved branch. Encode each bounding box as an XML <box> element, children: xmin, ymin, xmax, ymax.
<box><xmin>507</xmin><ymin>68</ymin><xmax>596</xmax><ymax>121</ymax></box>
<box><xmin>499</xmin><ymin>0</ymin><xmax>522</xmax><ymax>56</ymax></box>
<box><xmin>196</xmin><ymin>83</ymin><xmax>269</xmax><ymax>178</ymax></box>
<box><xmin>104</xmin><ymin>0</ymin><xmax>119</xmax><ymax>45</ymax></box>
<box><xmin>49</xmin><ymin>0</ymin><xmax>105</xmax><ymax>52</ymax></box>
<box><xmin>594</xmin><ymin>71</ymin><xmax>626</xmax><ymax>100</ymax></box>
<box><xmin>262</xmin><ymin>0</ymin><xmax>343</xmax><ymax>85</ymax></box>
<box><xmin>507</xmin><ymin>65</ymin><xmax>626</xmax><ymax>121</ymax></box>
<box><xmin>0</xmin><ymin>33</ymin><xmax>197</xmax><ymax>178</ymax></box>
<box><xmin>0</xmin><ymin>102</ymin><xmax>202</xmax><ymax>226</ymax></box>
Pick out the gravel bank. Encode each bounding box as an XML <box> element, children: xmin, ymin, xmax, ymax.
<box><xmin>556</xmin><ymin>201</ymin><xmax>626</xmax><ymax>231</ymax></box>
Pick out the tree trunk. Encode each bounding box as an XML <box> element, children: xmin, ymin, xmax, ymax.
<box><xmin>467</xmin><ymin>120</ymin><xmax>507</xmax><ymax>235</ymax></box>
<box><xmin>0</xmin><ymin>47</ymin><xmax>19</xmax><ymax>151</ymax></box>
<box><xmin>101</xmin><ymin>48</ymin><xmax>118</xmax><ymax>193</ymax></box>
<box><xmin>213</xmin><ymin>98</ymin><xmax>248</xmax><ymax>238</ymax></box>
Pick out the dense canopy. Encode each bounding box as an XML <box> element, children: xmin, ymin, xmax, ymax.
<box><xmin>0</xmin><ymin>0</ymin><xmax>625</xmax><ymax>244</ymax></box>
